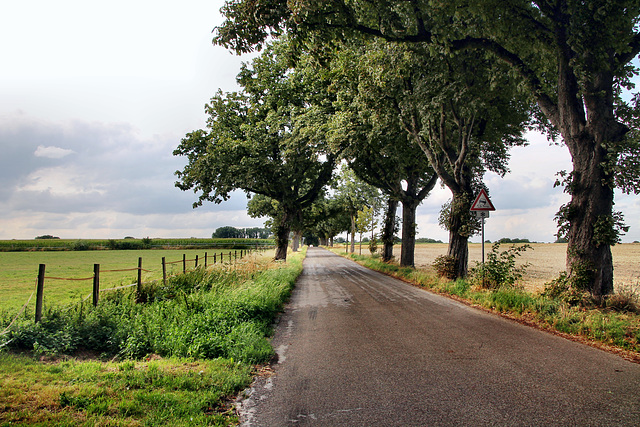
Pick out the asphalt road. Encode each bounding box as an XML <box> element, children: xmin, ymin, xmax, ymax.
<box><xmin>238</xmin><ymin>247</ymin><xmax>640</xmax><ymax>426</ymax></box>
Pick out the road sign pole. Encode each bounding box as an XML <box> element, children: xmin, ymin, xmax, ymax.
<box><xmin>482</xmin><ymin>217</ymin><xmax>485</xmax><ymax>288</ymax></box>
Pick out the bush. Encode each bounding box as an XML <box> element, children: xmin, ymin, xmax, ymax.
<box><xmin>469</xmin><ymin>242</ymin><xmax>531</xmax><ymax>289</ymax></box>
<box><xmin>433</xmin><ymin>255</ymin><xmax>458</xmax><ymax>280</ymax></box>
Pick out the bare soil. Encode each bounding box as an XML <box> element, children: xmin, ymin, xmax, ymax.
<box><xmin>403</xmin><ymin>243</ymin><xmax>640</xmax><ymax>293</ymax></box>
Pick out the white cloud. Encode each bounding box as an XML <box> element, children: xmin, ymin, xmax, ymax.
<box><xmin>34</xmin><ymin>145</ymin><xmax>75</xmax><ymax>159</ymax></box>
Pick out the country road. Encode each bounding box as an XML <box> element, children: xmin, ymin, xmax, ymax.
<box><xmin>238</xmin><ymin>247</ymin><xmax>640</xmax><ymax>426</ymax></box>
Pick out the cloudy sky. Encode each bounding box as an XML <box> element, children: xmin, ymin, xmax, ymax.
<box><xmin>1</xmin><ymin>1</ymin><xmax>638</xmax><ymax>243</ymax></box>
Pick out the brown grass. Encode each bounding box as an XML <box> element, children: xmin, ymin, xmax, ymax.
<box><xmin>403</xmin><ymin>243</ymin><xmax>640</xmax><ymax>293</ymax></box>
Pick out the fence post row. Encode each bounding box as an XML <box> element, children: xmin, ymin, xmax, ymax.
<box><xmin>32</xmin><ymin>247</ymin><xmax>262</xmax><ymax>321</ymax></box>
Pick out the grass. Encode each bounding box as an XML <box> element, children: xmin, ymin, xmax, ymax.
<box><xmin>0</xmin><ymin>354</ymin><xmax>251</xmax><ymax>426</ymax></box>
<box><xmin>0</xmin><ymin>248</ymin><xmax>273</xmax><ymax>315</ymax></box>
<box><xmin>335</xmin><ymin>249</ymin><xmax>640</xmax><ymax>358</ymax></box>
<box><xmin>0</xmin><ymin>249</ymin><xmax>305</xmax><ymax>425</ymax></box>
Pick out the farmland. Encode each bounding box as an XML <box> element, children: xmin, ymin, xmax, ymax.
<box><xmin>347</xmin><ymin>242</ymin><xmax>640</xmax><ymax>293</ymax></box>
<box><xmin>0</xmin><ymin>247</ymin><xmax>274</xmax><ymax>315</ymax></box>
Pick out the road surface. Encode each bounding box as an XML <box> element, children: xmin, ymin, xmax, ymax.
<box><xmin>238</xmin><ymin>247</ymin><xmax>640</xmax><ymax>426</ymax></box>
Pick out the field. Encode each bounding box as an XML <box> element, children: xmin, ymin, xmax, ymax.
<box><xmin>405</xmin><ymin>242</ymin><xmax>640</xmax><ymax>293</ymax></box>
<box><xmin>0</xmin><ymin>248</ymin><xmax>272</xmax><ymax>315</ymax></box>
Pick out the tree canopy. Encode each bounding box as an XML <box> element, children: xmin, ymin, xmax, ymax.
<box><xmin>174</xmin><ymin>40</ymin><xmax>339</xmax><ymax>260</ymax></box>
<box><xmin>213</xmin><ymin>0</ymin><xmax>640</xmax><ymax>295</ymax></box>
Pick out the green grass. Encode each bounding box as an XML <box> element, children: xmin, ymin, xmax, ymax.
<box><xmin>0</xmin><ymin>353</ymin><xmax>252</xmax><ymax>426</ymax></box>
<box><xmin>335</xmin><ymin>249</ymin><xmax>640</xmax><ymax>355</ymax></box>
<box><xmin>0</xmin><ymin>248</ymin><xmax>273</xmax><ymax>315</ymax></box>
<box><xmin>1</xmin><ymin>249</ymin><xmax>305</xmax><ymax>425</ymax></box>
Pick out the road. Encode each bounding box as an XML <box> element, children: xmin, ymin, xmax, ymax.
<box><xmin>238</xmin><ymin>247</ymin><xmax>640</xmax><ymax>426</ymax></box>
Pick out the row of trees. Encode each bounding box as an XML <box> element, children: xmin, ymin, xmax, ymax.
<box><xmin>175</xmin><ymin>1</ymin><xmax>640</xmax><ymax>299</ymax></box>
<box><xmin>212</xmin><ymin>226</ymin><xmax>271</xmax><ymax>239</ymax></box>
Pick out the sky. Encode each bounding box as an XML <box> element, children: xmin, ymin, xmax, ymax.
<box><xmin>0</xmin><ymin>1</ymin><xmax>638</xmax><ymax>243</ymax></box>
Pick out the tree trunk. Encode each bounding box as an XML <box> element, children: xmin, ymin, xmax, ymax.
<box><xmin>350</xmin><ymin>214</ymin><xmax>356</xmax><ymax>253</ymax></box>
<box><xmin>400</xmin><ymin>199</ymin><xmax>418</xmax><ymax>267</ymax></box>
<box><xmin>447</xmin><ymin>191</ymin><xmax>471</xmax><ymax>279</ymax></box>
<box><xmin>382</xmin><ymin>198</ymin><xmax>398</xmax><ymax>262</ymax></box>
<box><xmin>563</xmin><ymin>133</ymin><xmax>616</xmax><ymax>297</ymax></box>
<box><xmin>551</xmin><ymin>63</ymin><xmax>627</xmax><ymax>297</ymax></box>
<box><xmin>292</xmin><ymin>231</ymin><xmax>301</xmax><ymax>252</ymax></box>
<box><xmin>274</xmin><ymin>212</ymin><xmax>291</xmax><ymax>261</ymax></box>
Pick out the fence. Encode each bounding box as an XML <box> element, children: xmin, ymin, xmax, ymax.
<box><xmin>5</xmin><ymin>248</ymin><xmax>269</xmax><ymax>327</ymax></box>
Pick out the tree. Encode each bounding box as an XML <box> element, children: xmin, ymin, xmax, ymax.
<box><xmin>337</xmin><ymin>40</ymin><xmax>529</xmax><ymax>276</ymax></box>
<box><xmin>212</xmin><ymin>226</ymin><xmax>241</xmax><ymax>239</ymax></box>
<box><xmin>326</xmin><ymin>41</ymin><xmax>440</xmax><ymax>267</ymax></box>
<box><xmin>332</xmin><ymin>165</ymin><xmax>382</xmax><ymax>253</ymax></box>
<box><xmin>174</xmin><ymin>40</ymin><xmax>337</xmax><ymax>260</ymax></box>
<box><xmin>213</xmin><ymin>0</ymin><xmax>640</xmax><ymax>296</ymax></box>
<box><xmin>355</xmin><ymin>205</ymin><xmax>376</xmax><ymax>255</ymax></box>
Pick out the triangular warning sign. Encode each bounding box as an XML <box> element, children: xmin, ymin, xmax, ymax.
<box><xmin>470</xmin><ymin>189</ymin><xmax>495</xmax><ymax>211</ymax></box>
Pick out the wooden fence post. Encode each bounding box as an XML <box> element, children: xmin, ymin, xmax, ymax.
<box><xmin>195</xmin><ymin>255</ymin><xmax>199</xmax><ymax>268</ymax></box>
<box><xmin>35</xmin><ymin>264</ymin><xmax>45</xmax><ymax>323</ymax></box>
<box><xmin>93</xmin><ymin>264</ymin><xmax>100</xmax><ymax>307</ymax></box>
<box><xmin>213</xmin><ymin>253</ymin><xmax>217</xmax><ymax>264</ymax></box>
<box><xmin>183</xmin><ymin>254</ymin><xmax>186</xmax><ymax>273</ymax></box>
<box><xmin>204</xmin><ymin>252</ymin><xmax>208</xmax><ymax>268</ymax></box>
<box><xmin>162</xmin><ymin>257</ymin><xmax>167</xmax><ymax>286</ymax></box>
<box><xmin>137</xmin><ymin>257</ymin><xmax>142</xmax><ymax>298</ymax></box>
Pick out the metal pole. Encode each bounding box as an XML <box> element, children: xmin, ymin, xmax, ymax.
<box><xmin>482</xmin><ymin>217</ymin><xmax>486</xmax><ymax>288</ymax></box>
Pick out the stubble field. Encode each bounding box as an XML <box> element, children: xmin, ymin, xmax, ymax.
<box><xmin>405</xmin><ymin>243</ymin><xmax>640</xmax><ymax>293</ymax></box>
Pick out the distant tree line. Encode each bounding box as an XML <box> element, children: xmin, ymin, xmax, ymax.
<box><xmin>495</xmin><ymin>238</ymin><xmax>533</xmax><ymax>244</ymax></box>
<box><xmin>212</xmin><ymin>226</ymin><xmax>271</xmax><ymax>239</ymax></box>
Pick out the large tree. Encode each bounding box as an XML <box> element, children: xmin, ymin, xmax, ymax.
<box><xmin>334</xmin><ymin>40</ymin><xmax>529</xmax><ymax>276</ymax></box>
<box><xmin>327</xmin><ymin>41</ymin><xmax>439</xmax><ymax>267</ymax></box>
<box><xmin>213</xmin><ymin>0</ymin><xmax>640</xmax><ymax>296</ymax></box>
<box><xmin>174</xmin><ymin>40</ymin><xmax>337</xmax><ymax>260</ymax></box>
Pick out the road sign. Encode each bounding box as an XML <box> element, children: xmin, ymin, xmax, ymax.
<box><xmin>470</xmin><ymin>189</ymin><xmax>495</xmax><ymax>211</ymax></box>
<box><xmin>474</xmin><ymin>211</ymin><xmax>490</xmax><ymax>218</ymax></box>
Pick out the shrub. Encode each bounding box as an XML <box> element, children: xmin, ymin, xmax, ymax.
<box><xmin>433</xmin><ymin>255</ymin><xmax>458</xmax><ymax>280</ymax></box>
<box><xmin>542</xmin><ymin>272</ymin><xmax>594</xmax><ymax>307</ymax></box>
<box><xmin>469</xmin><ymin>242</ymin><xmax>531</xmax><ymax>289</ymax></box>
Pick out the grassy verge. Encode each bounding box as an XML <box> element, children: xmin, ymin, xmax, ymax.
<box><xmin>333</xmin><ymin>249</ymin><xmax>640</xmax><ymax>360</ymax></box>
<box><xmin>0</xmin><ymin>249</ymin><xmax>305</xmax><ymax>425</ymax></box>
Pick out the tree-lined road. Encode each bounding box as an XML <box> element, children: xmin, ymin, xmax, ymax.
<box><xmin>238</xmin><ymin>247</ymin><xmax>640</xmax><ymax>426</ymax></box>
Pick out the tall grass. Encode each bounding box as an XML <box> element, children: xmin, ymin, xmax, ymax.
<box><xmin>1</xmin><ymin>251</ymin><xmax>303</xmax><ymax>363</ymax></box>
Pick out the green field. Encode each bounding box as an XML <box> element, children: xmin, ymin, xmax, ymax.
<box><xmin>0</xmin><ymin>237</ymin><xmax>273</xmax><ymax>252</ymax></box>
<box><xmin>0</xmin><ymin>248</ymin><xmax>273</xmax><ymax>316</ymax></box>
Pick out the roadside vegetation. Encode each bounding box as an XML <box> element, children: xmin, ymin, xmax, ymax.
<box><xmin>0</xmin><ymin>249</ymin><xmax>304</xmax><ymax>425</ymax></box>
<box><xmin>330</xmin><ymin>246</ymin><xmax>640</xmax><ymax>360</ymax></box>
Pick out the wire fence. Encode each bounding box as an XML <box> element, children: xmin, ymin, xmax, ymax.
<box><xmin>1</xmin><ymin>246</ymin><xmax>273</xmax><ymax>332</ymax></box>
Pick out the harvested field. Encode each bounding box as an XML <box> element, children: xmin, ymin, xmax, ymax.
<box><xmin>400</xmin><ymin>243</ymin><xmax>640</xmax><ymax>293</ymax></box>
